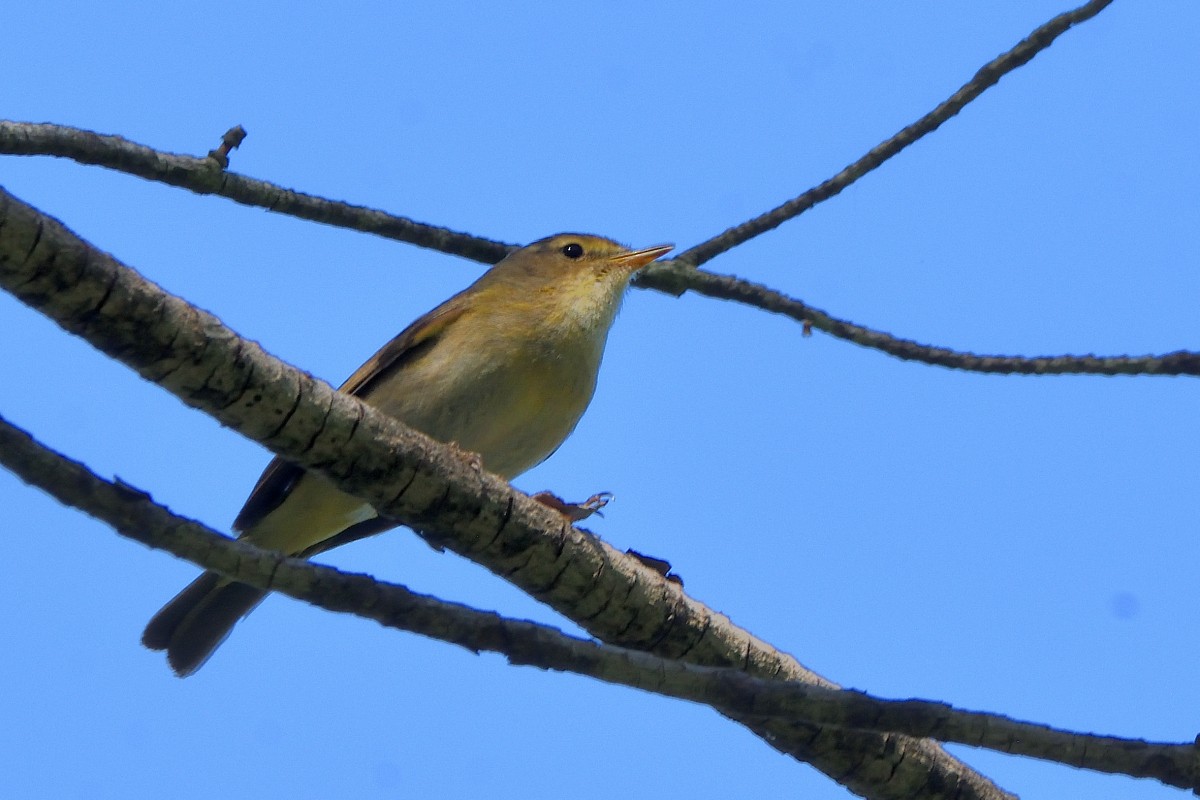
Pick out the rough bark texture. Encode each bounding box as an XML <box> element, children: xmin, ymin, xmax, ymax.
<box><xmin>0</xmin><ymin>186</ymin><xmax>1014</xmax><ymax>799</ymax></box>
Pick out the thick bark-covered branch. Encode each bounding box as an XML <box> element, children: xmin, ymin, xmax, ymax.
<box><xmin>2</xmin><ymin>413</ymin><xmax>1193</xmax><ymax>791</ymax></box>
<box><xmin>0</xmin><ymin>186</ymin><xmax>1011</xmax><ymax>800</ymax></box>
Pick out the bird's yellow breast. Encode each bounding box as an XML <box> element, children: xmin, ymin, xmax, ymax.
<box><xmin>368</xmin><ymin>297</ymin><xmax>606</xmax><ymax>479</ymax></box>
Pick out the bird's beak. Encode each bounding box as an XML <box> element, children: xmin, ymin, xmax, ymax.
<box><xmin>609</xmin><ymin>243</ymin><xmax>674</xmax><ymax>272</ymax></box>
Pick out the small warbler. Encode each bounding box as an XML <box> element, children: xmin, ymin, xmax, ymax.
<box><xmin>143</xmin><ymin>233</ymin><xmax>672</xmax><ymax>676</ymax></box>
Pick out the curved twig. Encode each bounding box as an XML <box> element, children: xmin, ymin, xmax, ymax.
<box><xmin>639</xmin><ymin>266</ymin><xmax>1200</xmax><ymax>377</ymax></box>
<box><xmin>675</xmin><ymin>0</ymin><xmax>1116</xmax><ymax>267</ymax></box>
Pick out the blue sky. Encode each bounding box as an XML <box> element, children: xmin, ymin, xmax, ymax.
<box><xmin>3</xmin><ymin>2</ymin><xmax>1198</xmax><ymax>798</ymax></box>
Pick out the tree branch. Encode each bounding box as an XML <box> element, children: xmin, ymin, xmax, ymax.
<box><xmin>0</xmin><ymin>120</ymin><xmax>512</xmax><ymax>265</ymax></box>
<box><xmin>639</xmin><ymin>267</ymin><xmax>1200</xmax><ymax>377</ymax></box>
<box><xmin>9</xmin><ymin>119</ymin><xmax>1187</xmax><ymax>379</ymax></box>
<box><xmin>0</xmin><ymin>186</ymin><xmax>1012</xmax><ymax>800</ymax></box>
<box><xmin>0</xmin><ymin>1</ymin><xmax>1115</xmax><ymax>277</ymax></box>
<box><xmin>675</xmin><ymin>0</ymin><xmax>1116</xmax><ymax>267</ymax></box>
<box><xmin>2</xmin><ymin>412</ymin><xmax>1193</xmax><ymax>792</ymax></box>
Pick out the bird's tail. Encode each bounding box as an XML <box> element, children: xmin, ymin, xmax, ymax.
<box><xmin>141</xmin><ymin>572</ymin><xmax>266</xmax><ymax>677</ymax></box>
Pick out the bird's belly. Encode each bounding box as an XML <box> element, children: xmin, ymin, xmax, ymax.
<box><xmin>377</xmin><ymin>349</ymin><xmax>598</xmax><ymax>479</ymax></box>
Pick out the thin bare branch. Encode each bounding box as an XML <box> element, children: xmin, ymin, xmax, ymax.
<box><xmin>637</xmin><ymin>266</ymin><xmax>1200</xmax><ymax>376</ymax></box>
<box><xmin>0</xmin><ymin>186</ymin><xmax>1012</xmax><ymax>800</ymax></box>
<box><xmin>676</xmin><ymin>0</ymin><xmax>1116</xmax><ymax>267</ymax></box>
<box><xmin>6</xmin><ymin>119</ymin><xmax>1185</xmax><ymax>379</ymax></box>
<box><xmin>1</xmin><ymin>412</ymin><xmax>1193</xmax><ymax>791</ymax></box>
<box><xmin>0</xmin><ymin>120</ymin><xmax>512</xmax><ymax>264</ymax></box>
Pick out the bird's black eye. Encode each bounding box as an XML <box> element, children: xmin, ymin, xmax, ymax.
<box><xmin>561</xmin><ymin>242</ymin><xmax>584</xmax><ymax>259</ymax></box>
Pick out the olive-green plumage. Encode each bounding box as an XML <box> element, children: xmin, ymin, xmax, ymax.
<box><xmin>142</xmin><ymin>233</ymin><xmax>672</xmax><ymax>675</ymax></box>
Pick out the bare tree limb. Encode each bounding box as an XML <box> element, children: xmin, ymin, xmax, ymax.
<box><xmin>0</xmin><ymin>120</ymin><xmax>512</xmax><ymax>265</ymax></box>
<box><xmin>675</xmin><ymin>0</ymin><xmax>1117</xmax><ymax>267</ymax></box>
<box><xmin>0</xmin><ymin>185</ymin><xmax>1012</xmax><ymax>800</ymax></box>
<box><xmin>7</xmin><ymin>119</ymin><xmax>1189</xmax><ymax>379</ymax></box>
<box><xmin>0</xmin><ymin>1</ymin><xmax>1115</xmax><ymax>277</ymax></box>
<box><xmin>638</xmin><ymin>267</ymin><xmax>1200</xmax><ymax>377</ymax></box>
<box><xmin>2</xmin><ymin>412</ymin><xmax>1194</xmax><ymax>792</ymax></box>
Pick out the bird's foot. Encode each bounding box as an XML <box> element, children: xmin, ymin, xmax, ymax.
<box><xmin>531</xmin><ymin>490</ymin><xmax>613</xmax><ymax>522</ymax></box>
<box><xmin>446</xmin><ymin>441</ymin><xmax>484</xmax><ymax>472</ymax></box>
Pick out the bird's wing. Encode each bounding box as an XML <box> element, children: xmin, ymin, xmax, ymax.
<box><xmin>231</xmin><ymin>301</ymin><xmax>469</xmax><ymax>533</ymax></box>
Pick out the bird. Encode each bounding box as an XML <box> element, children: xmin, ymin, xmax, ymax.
<box><xmin>142</xmin><ymin>233</ymin><xmax>673</xmax><ymax>676</ymax></box>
